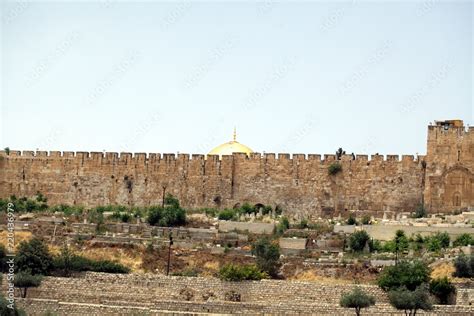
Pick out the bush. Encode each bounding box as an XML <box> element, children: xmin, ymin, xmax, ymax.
<box><xmin>252</xmin><ymin>237</ymin><xmax>280</xmax><ymax>277</ymax></box>
<box><xmin>393</xmin><ymin>230</ymin><xmax>409</xmax><ymax>255</ymax></box>
<box><xmin>453</xmin><ymin>254</ymin><xmax>474</xmax><ymax>278</ymax></box>
<box><xmin>14</xmin><ymin>272</ymin><xmax>42</xmax><ymax>298</ymax></box>
<box><xmin>426</xmin><ymin>232</ymin><xmax>450</xmax><ymax>252</ymax></box>
<box><xmin>219</xmin><ymin>264</ymin><xmax>267</xmax><ymax>281</ymax></box>
<box><xmin>0</xmin><ymin>295</ymin><xmax>24</xmax><ymax>315</ymax></box>
<box><xmin>349</xmin><ymin>230</ymin><xmax>370</xmax><ymax>252</ymax></box>
<box><xmin>16</xmin><ymin>238</ymin><xmax>53</xmax><ymax>275</ymax></box>
<box><xmin>218</xmin><ymin>209</ymin><xmax>237</xmax><ymax>221</ymax></box>
<box><xmin>276</xmin><ymin>217</ymin><xmax>290</xmax><ymax>235</ymax></box>
<box><xmin>361</xmin><ymin>215</ymin><xmax>371</xmax><ymax>225</ymax></box>
<box><xmin>147</xmin><ymin>194</ymin><xmax>186</xmax><ymax>226</ymax></box>
<box><xmin>453</xmin><ymin>233</ymin><xmax>474</xmax><ymax>247</ymax></box>
<box><xmin>328</xmin><ymin>162</ymin><xmax>342</xmax><ymax>175</ymax></box>
<box><xmin>297</xmin><ymin>219</ymin><xmax>308</xmax><ymax>229</ymax></box>
<box><xmin>388</xmin><ymin>285</ymin><xmax>433</xmax><ymax>316</ymax></box>
<box><xmin>347</xmin><ymin>214</ymin><xmax>357</xmax><ymax>225</ymax></box>
<box><xmin>53</xmin><ymin>249</ymin><xmax>130</xmax><ymax>275</ymax></box>
<box><xmin>0</xmin><ymin>244</ymin><xmax>7</xmax><ymax>273</ymax></box>
<box><xmin>429</xmin><ymin>277</ymin><xmax>456</xmax><ymax>305</ymax></box>
<box><xmin>1</xmin><ymin>193</ymin><xmax>48</xmax><ymax>213</ymax></box>
<box><xmin>340</xmin><ymin>287</ymin><xmax>376</xmax><ymax>316</ymax></box>
<box><xmin>240</xmin><ymin>203</ymin><xmax>256</xmax><ymax>215</ymax></box>
<box><xmin>378</xmin><ymin>260</ymin><xmax>431</xmax><ymax>292</ymax></box>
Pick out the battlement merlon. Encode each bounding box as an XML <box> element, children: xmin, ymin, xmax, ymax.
<box><xmin>0</xmin><ymin>150</ymin><xmax>424</xmax><ymax>165</ymax></box>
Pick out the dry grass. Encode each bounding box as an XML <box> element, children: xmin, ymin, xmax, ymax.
<box><xmin>289</xmin><ymin>270</ymin><xmax>353</xmax><ymax>285</ymax></box>
<box><xmin>203</xmin><ymin>260</ymin><xmax>220</xmax><ymax>272</ymax></box>
<box><xmin>0</xmin><ymin>231</ymin><xmax>32</xmax><ymax>249</ymax></box>
<box><xmin>75</xmin><ymin>245</ymin><xmax>144</xmax><ymax>273</ymax></box>
<box><xmin>431</xmin><ymin>261</ymin><xmax>455</xmax><ymax>280</ymax></box>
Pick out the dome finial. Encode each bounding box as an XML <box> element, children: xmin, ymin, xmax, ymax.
<box><xmin>233</xmin><ymin>127</ymin><xmax>237</xmax><ymax>142</ymax></box>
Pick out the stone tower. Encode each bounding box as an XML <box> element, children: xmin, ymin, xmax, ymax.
<box><xmin>424</xmin><ymin>120</ymin><xmax>474</xmax><ymax>212</ymax></box>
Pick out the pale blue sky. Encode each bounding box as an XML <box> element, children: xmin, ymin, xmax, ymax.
<box><xmin>1</xmin><ymin>0</ymin><xmax>473</xmax><ymax>156</ymax></box>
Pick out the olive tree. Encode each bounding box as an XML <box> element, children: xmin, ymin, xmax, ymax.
<box><xmin>340</xmin><ymin>287</ymin><xmax>376</xmax><ymax>316</ymax></box>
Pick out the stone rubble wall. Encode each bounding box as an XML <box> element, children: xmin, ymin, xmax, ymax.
<box><xmin>334</xmin><ymin>225</ymin><xmax>474</xmax><ymax>241</ymax></box>
<box><xmin>3</xmin><ymin>273</ymin><xmax>473</xmax><ymax>315</ymax></box>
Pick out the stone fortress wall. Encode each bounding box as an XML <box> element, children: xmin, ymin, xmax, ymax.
<box><xmin>0</xmin><ymin>121</ymin><xmax>472</xmax><ymax>217</ymax></box>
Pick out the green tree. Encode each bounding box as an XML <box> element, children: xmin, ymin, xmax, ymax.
<box><xmin>429</xmin><ymin>277</ymin><xmax>456</xmax><ymax>305</ymax></box>
<box><xmin>146</xmin><ymin>195</ymin><xmax>186</xmax><ymax>227</ymax></box>
<box><xmin>55</xmin><ymin>244</ymin><xmax>74</xmax><ymax>277</ymax></box>
<box><xmin>377</xmin><ymin>260</ymin><xmax>430</xmax><ymax>292</ymax></box>
<box><xmin>349</xmin><ymin>230</ymin><xmax>370</xmax><ymax>252</ymax></box>
<box><xmin>453</xmin><ymin>254</ymin><xmax>474</xmax><ymax>278</ymax></box>
<box><xmin>16</xmin><ymin>237</ymin><xmax>53</xmax><ymax>275</ymax></box>
<box><xmin>453</xmin><ymin>233</ymin><xmax>474</xmax><ymax>247</ymax></box>
<box><xmin>340</xmin><ymin>287</ymin><xmax>376</xmax><ymax>316</ymax></box>
<box><xmin>393</xmin><ymin>230</ymin><xmax>409</xmax><ymax>261</ymax></box>
<box><xmin>388</xmin><ymin>285</ymin><xmax>433</xmax><ymax>316</ymax></box>
<box><xmin>251</xmin><ymin>237</ymin><xmax>280</xmax><ymax>277</ymax></box>
<box><xmin>14</xmin><ymin>272</ymin><xmax>43</xmax><ymax>298</ymax></box>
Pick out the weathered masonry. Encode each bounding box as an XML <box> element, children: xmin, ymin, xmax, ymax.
<box><xmin>0</xmin><ymin>120</ymin><xmax>472</xmax><ymax>217</ymax></box>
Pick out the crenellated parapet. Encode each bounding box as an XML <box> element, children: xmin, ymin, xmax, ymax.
<box><xmin>0</xmin><ymin>120</ymin><xmax>471</xmax><ymax>215</ymax></box>
<box><xmin>0</xmin><ymin>150</ymin><xmax>425</xmax><ymax>168</ymax></box>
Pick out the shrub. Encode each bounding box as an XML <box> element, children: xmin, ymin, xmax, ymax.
<box><xmin>453</xmin><ymin>233</ymin><xmax>474</xmax><ymax>247</ymax></box>
<box><xmin>298</xmin><ymin>219</ymin><xmax>308</xmax><ymax>229</ymax></box>
<box><xmin>172</xmin><ymin>268</ymin><xmax>199</xmax><ymax>277</ymax></box>
<box><xmin>14</xmin><ymin>272</ymin><xmax>42</xmax><ymax>298</ymax></box>
<box><xmin>0</xmin><ymin>295</ymin><xmax>24</xmax><ymax>315</ymax></box>
<box><xmin>1</xmin><ymin>193</ymin><xmax>48</xmax><ymax>213</ymax></box>
<box><xmin>16</xmin><ymin>238</ymin><xmax>53</xmax><ymax>275</ymax></box>
<box><xmin>120</xmin><ymin>213</ymin><xmax>131</xmax><ymax>223</ymax></box>
<box><xmin>347</xmin><ymin>214</ymin><xmax>357</xmax><ymax>225</ymax></box>
<box><xmin>388</xmin><ymin>285</ymin><xmax>433</xmax><ymax>316</ymax></box>
<box><xmin>252</xmin><ymin>237</ymin><xmax>280</xmax><ymax>277</ymax></box>
<box><xmin>328</xmin><ymin>162</ymin><xmax>342</xmax><ymax>175</ymax></box>
<box><xmin>349</xmin><ymin>230</ymin><xmax>370</xmax><ymax>252</ymax></box>
<box><xmin>276</xmin><ymin>217</ymin><xmax>290</xmax><ymax>235</ymax></box>
<box><xmin>147</xmin><ymin>194</ymin><xmax>186</xmax><ymax>226</ymax></box>
<box><xmin>426</xmin><ymin>232</ymin><xmax>450</xmax><ymax>252</ymax></box>
<box><xmin>240</xmin><ymin>203</ymin><xmax>256</xmax><ymax>215</ymax></box>
<box><xmin>54</xmin><ymin>245</ymin><xmax>74</xmax><ymax>277</ymax></box>
<box><xmin>361</xmin><ymin>215</ymin><xmax>371</xmax><ymax>225</ymax></box>
<box><xmin>262</xmin><ymin>205</ymin><xmax>273</xmax><ymax>215</ymax></box>
<box><xmin>53</xmin><ymin>252</ymin><xmax>130</xmax><ymax>274</ymax></box>
<box><xmin>377</xmin><ymin>260</ymin><xmax>430</xmax><ymax>292</ymax></box>
<box><xmin>393</xmin><ymin>230</ymin><xmax>409</xmax><ymax>255</ymax></box>
<box><xmin>429</xmin><ymin>277</ymin><xmax>456</xmax><ymax>305</ymax></box>
<box><xmin>0</xmin><ymin>244</ymin><xmax>7</xmax><ymax>273</ymax></box>
<box><xmin>453</xmin><ymin>254</ymin><xmax>474</xmax><ymax>278</ymax></box>
<box><xmin>89</xmin><ymin>259</ymin><xmax>130</xmax><ymax>273</ymax></box>
<box><xmin>218</xmin><ymin>209</ymin><xmax>237</xmax><ymax>221</ymax></box>
<box><xmin>340</xmin><ymin>287</ymin><xmax>376</xmax><ymax>316</ymax></box>
<box><xmin>219</xmin><ymin>264</ymin><xmax>267</xmax><ymax>281</ymax></box>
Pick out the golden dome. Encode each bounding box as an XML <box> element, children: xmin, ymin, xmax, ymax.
<box><xmin>208</xmin><ymin>128</ymin><xmax>253</xmax><ymax>157</ymax></box>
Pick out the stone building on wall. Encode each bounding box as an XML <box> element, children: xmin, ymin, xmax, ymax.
<box><xmin>0</xmin><ymin>120</ymin><xmax>472</xmax><ymax>217</ymax></box>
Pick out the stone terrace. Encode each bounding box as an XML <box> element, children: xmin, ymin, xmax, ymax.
<box><xmin>2</xmin><ymin>273</ymin><xmax>473</xmax><ymax>315</ymax></box>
